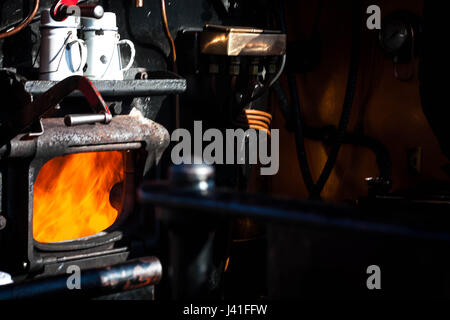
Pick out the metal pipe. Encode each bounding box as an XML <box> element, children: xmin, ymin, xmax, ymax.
<box><xmin>77</xmin><ymin>5</ymin><xmax>104</xmax><ymax>19</ymax></box>
<box><xmin>163</xmin><ymin>164</ymin><xmax>218</xmax><ymax>299</ymax></box>
<box><xmin>139</xmin><ymin>182</ymin><xmax>450</xmax><ymax>243</ymax></box>
<box><xmin>0</xmin><ymin>0</ymin><xmax>40</xmax><ymax>39</ymax></box>
<box><xmin>64</xmin><ymin>113</ymin><xmax>112</xmax><ymax>126</ymax></box>
<box><xmin>25</xmin><ymin>79</ymin><xmax>187</xmax><ymax>97</ymax></box>
<box><xmin>57</xmin><ymin>4</ymin><xmax>105</xmax><ymax>19</ymax></box>
<box><xmin>0</xmin><ymin>257</ymin><xmax>162</xmax><ymax>300</ymax></box>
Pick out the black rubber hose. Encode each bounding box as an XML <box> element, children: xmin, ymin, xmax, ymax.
<box><xmin>274</xmin><ymin>80</ymin><xmax>392</xmax><ymax>186</ymax></box>
<box><xmin>279</xmin><ymin>0</ymin><xmax>362</xmax><ymax>199</ymax></box>
<box><xmin>303</xmin><ymin>126</ymin><xmax>392</xmax><ymax>183</ymax></box>
<box><xmin>272</xmin><ymin>81</ymin><xmax>294</xmax><ymax>130</ymax></box>
<box><xmin>279</xmin><ymin>0</ymin><xmax>316</xmax><ymax>195</ymax></box>
<box><xmin>287</xmin><ymin>71</ymin><xmax>316</xmax><ymax>194</ymax></box>
<box><xmin>311</xmin><ymin>3</ymin><xmax>362</xmax><ymax>199</ymax></box>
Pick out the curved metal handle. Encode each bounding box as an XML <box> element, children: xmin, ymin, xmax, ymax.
<box><xmin>118</xmin><ymin>39</ymin><xmax>136</xmax><ymax>72</ymax></box>
<box><xmin>68</xmin><ymin>38</ymin><xmax>87</xmax><ymax>73</ymax></box>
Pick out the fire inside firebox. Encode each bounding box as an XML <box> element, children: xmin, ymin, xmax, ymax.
<box><xmin>33</xmin><ymin>151</ymin><xmax>124</xmax><ymax>243</ymax></box>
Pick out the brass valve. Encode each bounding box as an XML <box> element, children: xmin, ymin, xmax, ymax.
<box><xmin>135</xmin><ymin>0</ymin><xmax>144</xmax><ymax>7</ymax></box>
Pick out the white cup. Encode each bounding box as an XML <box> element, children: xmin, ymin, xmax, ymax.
<box><xmin>81</xmin><ymin>13</ymin><xmax>136</xmax><ymax>80</ymax></box>
<box><xmin>39</xmin><ymin>10</ymin><xmax>87</xmax><ymax>81</ymax></box>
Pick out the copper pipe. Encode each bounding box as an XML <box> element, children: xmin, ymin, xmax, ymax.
<box><xmin>244</xmin><ymin>109</ymin><xmax>273</xmax><ymax>119</ymax></box>
<box><xmin>233</xmin><ymin>108</ymin><xmax>273</xmax><ymax>137</ymax></box>
<box><xmin>0</xmin><ymin>0</ymin><xmax>40</xmax><ymax>39</ymax></box>
<box><xmin>160</xmin><ymin>0</ymin><xmax>180</xmax><ymax>128</ymax></box>
<box><xmin>160</xmin><ymin>0</ymin><xmax>177</xmax><ymax>65</ymax></box>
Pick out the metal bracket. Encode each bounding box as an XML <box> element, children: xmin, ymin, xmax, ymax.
<box><xmin>28</xmin><ymin>119</ymin><xmax>45</xmax><ymax>138</ymax></box>
<box><xmin>0</xmin><ymin>75</ymin><xmax>111</xmax><ymax>147</ymax></box>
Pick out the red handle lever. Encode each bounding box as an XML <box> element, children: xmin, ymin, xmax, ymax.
<box><xmin>50</xmin><ymin>0</ymin><xmax>79</xmax><ymax>21</ymax></box>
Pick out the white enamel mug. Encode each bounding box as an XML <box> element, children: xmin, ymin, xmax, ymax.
<box><xmin>39</xmin><ymin>10</ymin><xmax>87</xmax><ymax>81</ymax></box>
<box><xmin>81</xmin><ymin>13</ymin><xmax>136</xmax><ymax>80</ymax></box>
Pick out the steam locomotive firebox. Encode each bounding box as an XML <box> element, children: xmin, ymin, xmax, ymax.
<box><xmin>0</xmin><ymin>111</ymin><xmax>169</xmax><ymax>279</ymax></box>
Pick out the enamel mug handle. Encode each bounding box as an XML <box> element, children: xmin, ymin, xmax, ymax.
<box><xmin>68</xmin><ymin>38</ymin><xmax>88</xmax><ymax>73</ymax></box>
<box><xmin>118</xmin><ymin>39</ymin><xmax>136</xmax><ymax>72</ymax></box>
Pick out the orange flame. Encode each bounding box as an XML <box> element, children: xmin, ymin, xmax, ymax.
<box><xmin>33</xmin><ymin>151</ymin><xmax>124</xmax><ymax>243</ymax></box>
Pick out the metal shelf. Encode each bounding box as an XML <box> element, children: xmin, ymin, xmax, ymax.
<box><xmin>25</xmin><ymin>78</ymin><xmax>187</xmax><ymax>98</ymax></box>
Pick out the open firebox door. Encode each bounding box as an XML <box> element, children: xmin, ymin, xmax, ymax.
<box><xmin>0</xmin><ymin>70</ymin><xmax>171</xmax><ymax>296</ymax></box>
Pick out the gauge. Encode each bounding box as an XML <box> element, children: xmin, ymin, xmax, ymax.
<box><xmin>379</xmin><ymin>18</ymin><xmax>410</xmax><ymax>54</ymax></box>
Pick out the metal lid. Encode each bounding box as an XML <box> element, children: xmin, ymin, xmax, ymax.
<box><xmin>40</xmin><ymin>9</ymin><xmax>80</xmax><ymax>29</ymax></box>
<box><xmin>81</xmin><ymin>12</ymin><xmax>118</xmax><ymax>31</ymax></box>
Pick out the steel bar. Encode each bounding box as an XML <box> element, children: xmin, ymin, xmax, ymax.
<box><xmin>139</xmin><ymin>183</ymin><xmax>450</xmax><ymax>242</ymax></box>
<box><xmin>25</xmin><ymin>79</ymin><xmax>187</xmax><ymax>97</ymax></box>
<box><xmin>0</xmin><ymin>257</ymin><xmax>162</xmax><ymax>300</ymax></box>
<box><xmin>64</xmin><ymin>113</ymin><xmax>113</xmax><ymax>126</ymax></box>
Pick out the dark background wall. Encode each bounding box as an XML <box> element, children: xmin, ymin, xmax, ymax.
<box><xmin>270</xmin><ymin>0</ymin><xmax>450</xmax><ymax>202</ymax></box>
